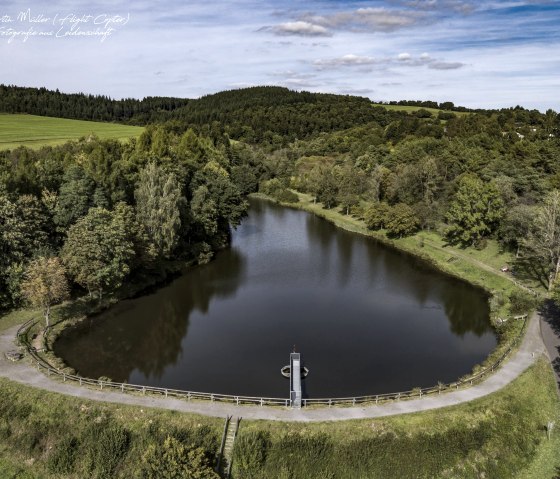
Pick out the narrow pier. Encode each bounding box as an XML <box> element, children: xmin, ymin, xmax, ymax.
<box><xmin>290</xmin><ymin>352</ymin><xmax>302</xmax><ymax>408</ymax></box>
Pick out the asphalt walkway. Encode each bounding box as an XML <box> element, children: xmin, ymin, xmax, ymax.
<box><xmin>539</xmin><ymin>300</ymin><xmax>560</xmax><ymax>392</ymax></box>
<box><xmin>0</xmin><ymin>311</ymin><xmax>548</xmax><ymax>422</ymax></box>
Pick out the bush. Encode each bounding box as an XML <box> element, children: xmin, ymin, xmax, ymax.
<box><xmin>171</xmin><ymin>424</ymin><xmax>219</xmax><ymax>463</ymax></box>
<box><xmin>260</xmin><ymin>179</ymin><xmax>299</xmax><ymax>203</ymax></box>
<box><xmin>275</xmin><ymin>188</ymin><xmax>299</xmax><ymax>203</ymax></box>
<box><xmin>141</xmin><ymin>435</ymin><xmax>219</xmax><ymax>479</ymax></box>
<box><xmin>47</xmin><ymin>436</ymin><xmax>79</xmax><ymax>474</ymax></box>
<box><xmin>509</xmin><ymin>290</ymin><xmax>536</xmax><ymax>315</ymax></box>
<box><xmin>234</xmin><ymin>430</ymin><xmax>270</xmax><ymax>478</ymax></box>
<box><xmin>82</xmin><ymin>422</ymin><xmax>130</xmax><ymax>479</ymax></box>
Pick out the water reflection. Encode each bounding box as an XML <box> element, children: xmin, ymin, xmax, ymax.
<box><xmin>56</xmin><ymin>250</ymin><xmax>245</xmax><ymax>381</ymax></box>
<box><xmin>55</xmin><ymin>199</ymin><xmax>495</xmax><ymax>397</ymax></box>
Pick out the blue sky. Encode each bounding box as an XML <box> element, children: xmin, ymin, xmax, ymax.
<box><xmin>0</xmin><ymin>0</ymin><xmax>559</xmax><ymax>110</ymax></box>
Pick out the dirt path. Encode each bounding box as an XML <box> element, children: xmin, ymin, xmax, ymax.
<box><xmin>0</xmin><ymin>312</ymin><xmax>548</xmax><ymax>422</ymax></box>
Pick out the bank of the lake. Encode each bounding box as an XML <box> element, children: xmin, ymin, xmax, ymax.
<box><xmin>253</xmin><ymin>192</ymin><xmax>537</xmax><ymax>371</ymax></box>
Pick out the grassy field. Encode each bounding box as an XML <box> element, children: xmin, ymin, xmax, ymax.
<box><xmin>0</xmin><ymin>114</ymin><xmax>144</xmax><ymax>151</ymax></box>
<box><xmin>372</xmin><ymin>103</ymin><xmax>469</xmax><ymax>117</ymax></box>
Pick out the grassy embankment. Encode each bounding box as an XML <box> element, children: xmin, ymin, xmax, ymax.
<box><xmin>0</xmin><ymin>114</ymin><xmax>143</xmax><ymax>151</ymax></box>
<box><xmin>0</xmin><ymin>358</ymin><xmax>557</xmax><ymax>478</ymax></box>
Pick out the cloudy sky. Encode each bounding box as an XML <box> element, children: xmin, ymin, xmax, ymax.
<box><xmin>0</xmin><ymin>0</ymin><xmax>559</xmax><ymax>110</ymax></box>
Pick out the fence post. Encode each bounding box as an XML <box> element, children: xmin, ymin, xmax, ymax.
<box><xmin>165</xmin><ymin>389</ymin><xmax>168</xmax><ymax>398</ymax></box>
<box><xmin>376</xmin><ymin>395</ymin><xmax>378</xmax><ymax>404</ymax></box>
<box><xmin>260</xmin><ymin>398</ymin><xmax>263</xmax><ymax>407</ymax></box>
<box><xmin>352</xmin><ymin>398</ymin><xmax>356</xmax><ymax>406</ymax></box>
<box><xmin>121</xmin><ymin>384</ymin><xmax>124</xmax><ymax>392</ymax></box>
<box><xmin>100</xmin><ymin>381</ymin><xmax>103</xmax><ymax>390</ymax></box>
<box><xmin>142</xmin><ymin>387</ymin><xmax>146</xmax><ymax>395</ymax></box>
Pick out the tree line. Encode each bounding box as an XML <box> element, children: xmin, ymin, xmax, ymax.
<box><xmin>0</xmin><ymin>84</ymin><xmax>189</xmax><ymax>124</ymax></box>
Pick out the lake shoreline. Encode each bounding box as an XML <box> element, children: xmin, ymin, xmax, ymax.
<box><xmin>251</xmin><ymin>192</ymin><xmax>531</xmax><ymax>374</ymax></box>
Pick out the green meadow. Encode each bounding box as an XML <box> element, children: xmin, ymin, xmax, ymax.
<box><xmin>0</xmin><ymin>114</ymin><xmax>144</xmax><ymax>151</ymax></box>
<box><xmin>372</xmin><ymin>103</ymin><xmax>469</xmax><ymax>116</ymax></box>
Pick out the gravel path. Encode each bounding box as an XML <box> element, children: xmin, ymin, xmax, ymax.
<box><xmin>0</xmin><ymin>312</ymin><xmax>548</xmax><ymax>422</ymax></box>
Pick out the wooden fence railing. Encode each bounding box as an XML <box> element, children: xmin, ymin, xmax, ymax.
<box><xmin>16</xmin><ymin>315</ymin><xmax>528</xmax><ymax>408</ymax></box>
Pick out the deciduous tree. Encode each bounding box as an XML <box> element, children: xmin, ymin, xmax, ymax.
<box><xmin>386</xmin><ymin>203</ymin><xmax>419</xmax><ymax>238</ymax></box>
<box><xmin>20</xmin><ymin>256</ymin><xmax>69</xmax><ymax>328</ymax></box>
<box><xmin>524</xmin><ymin>189</ymin><xmax>560</xmax><ymax>290</ymax></box>
<box><xmin>62</xmin><ymin>207</ymin><xmax>135</xmax><ymax>298</ymax></box>
<box><xmin>445</xmin><ymin>175</ymin><xmax>504</xmax><ymax>246</ymax></box>
<box><xmin>135</xmin><ymin>162</ymin><xmax>184</xmax><ymax>259</ymax></box>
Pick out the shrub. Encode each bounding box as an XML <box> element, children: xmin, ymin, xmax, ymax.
<box><xmin>47</xmin><ymin>436</ymin><xmax>79</xmax><ymax>474</ymax></box>
<box><xmin>274</xmin><ymin>188</ymin><xmax>299</xmax><ymax>203</ymax></box>
<box><xmin>82</xmin><ymin>422</ymin><xmax>130</xmax><ymax>479</ymax></box>
<box><xmin>259</xmin><ymin>179</ymin><xmax>299</xmax><ymax>203</ymax></box>
<box><xmin>509</xmin><ymin>290</ymin><xmax>536</xmax><ymax>315</ymax></box>
<box><xmin>234</xmin><ymin>430</ymin><xmax>270</xmax><ymax>478</ymax></box>
<box><xmin>141</xmin><ymin>435</ymin><xmax>219</xmax><ymax>479</ymax></box>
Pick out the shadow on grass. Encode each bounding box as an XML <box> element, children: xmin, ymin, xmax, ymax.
<box><xmin>513</xmin><ymin>256</ymin><xmax>550</xmax><ymax>290</ymax></box>
<box><xmin>49</xmin><ymin>296</ymin><xmax>109</xmax><ymax>330</ymax></box>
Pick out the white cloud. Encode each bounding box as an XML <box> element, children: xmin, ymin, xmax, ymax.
<box><xmin>260</xmin><ymin>21</ymin><xmax>331</xmax><ymax>37</ymax></box>
<box><xmin>312</xmin><ymin>52</ymin><xmax>464</xmax><ymax>72</ymax></box>
<box><xmin>313</xmin><ymin>54</ymin><xmax>380</xmax><ymax>70</ymax></box>
<box><xmin>298</xmin><ymin>7</ymin><xmax>424</xmax><ymax>33</ymax></box>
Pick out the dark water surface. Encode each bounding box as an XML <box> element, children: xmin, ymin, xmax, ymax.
<box><xmin>55</xmin><ymin>199</ymin><xmax>496</xmax><ymax>398</ymax></box>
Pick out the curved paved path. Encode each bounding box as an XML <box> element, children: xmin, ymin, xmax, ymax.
<box><xmin>0</xmin><ymin>312</ymin><xmax>549</xmax><ymax>422</ymax></box>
